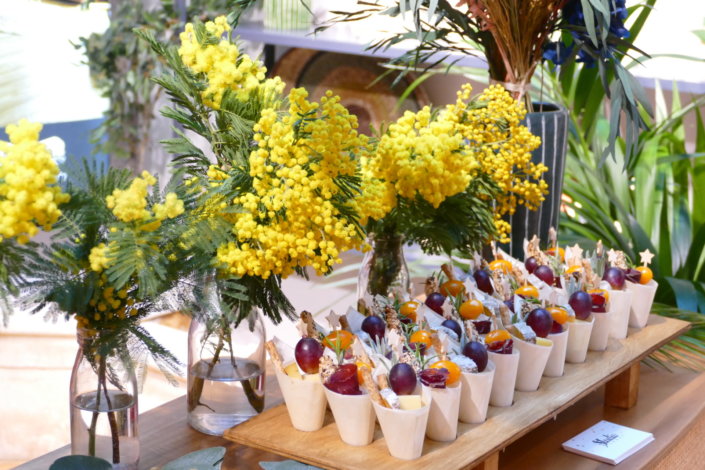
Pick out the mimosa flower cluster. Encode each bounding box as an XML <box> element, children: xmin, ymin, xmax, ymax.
<box><xmin>356</xmin><ymin>84</ymin><xmax>546</xmax><ymax>241</ymax></box>
<box><xmin>216</xmin><ymin>88</ymin><xmax>367</xmax><ymax>279</ymax></box>
<box><xmin>0</xmin><ymin>120</ymin><xmax>70</xmax><ymax>243</ymax></box>
<box><xmin>106</xmin><ymin>170</ymin><xmax>184</xmax><ymax>226</ymax></box>
<box><xmin>178</xmin><ymin>16</ymin><xmax>283</xmax><ymax>109</ymax></box>
<box><xmin>451</xmin><ymin>84</ymin><xmax>547</xmax><ymax>240</ymax></box>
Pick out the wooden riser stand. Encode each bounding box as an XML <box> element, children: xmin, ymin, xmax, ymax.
<box><xmin>225</xmin><ymin>315</ymin><xmax>688</xmax><ymax>470</ymax></box>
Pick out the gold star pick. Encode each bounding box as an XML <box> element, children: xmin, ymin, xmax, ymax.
<box><xmin>639</xmin><ymin>249</ymin><xmax>655</xmax><ymax>267</ymax></box>
<box><xmin>326</xmin><ymin>310</ymin><xmax>340</xmax><ymax>330</ymax></box>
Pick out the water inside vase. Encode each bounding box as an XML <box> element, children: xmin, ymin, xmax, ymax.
<box><xmin>187</xmin><ymin>357</ymin><xmax>265</xmax><ymax>435</ymax></box>
<box><xmin>71</xmin><ymin>390</ymin><xmax>139</xmax><ymax>469</ymax></box>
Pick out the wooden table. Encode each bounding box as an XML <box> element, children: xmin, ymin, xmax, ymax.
<box><xmin>16</xmin><ymin>316</ymin><xmax>705</xmax><ymax>470</ymax></box>
<box><xmin>15</xmin><ymin>369</ymin><xmax>287</xmax><ymax>470</ymax></box>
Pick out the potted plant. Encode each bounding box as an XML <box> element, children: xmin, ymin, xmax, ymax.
<box><xmin>329</xmin><ymin>0</ymin><xmax>650</xmax><ymax>256</ymax></box>
<box><xmin>6</xmin><ymin>120</ymin><xmax>187</xmax><ymax>467</ymax></box>
<box><xmin>355</xmin><ymin>84</ymin><xmax>547</xmax><ymax>299</ymax></box>
<box><xmin>139</xmin><ymin>15</ymin><xmax>369</xmax><ymax>434</ymax></box>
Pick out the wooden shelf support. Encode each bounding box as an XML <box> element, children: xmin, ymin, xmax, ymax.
<box><xmin>605</xmin><ymin>362</ymin><xmax>640</xmax><ymax>409</ymax></box>
<box><xmin>470</xmin><ymin>452</ymin><xmax>499</xmax><ymax>470</ymax></box>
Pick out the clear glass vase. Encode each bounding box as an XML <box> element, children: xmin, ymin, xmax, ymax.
<box><xmin>357</xmin><ymin>232</ymin><xmax>410</xmax><ymax>303</ymax></box>
<box><xmin>70</xmin><ymin>329</ymin><xmax>139</xmax><ymax>469</ymax></box>
<box><xmin>187</xmin><ymin>287</ymin><xmax>266</xmax><ymax>436</ymax></box>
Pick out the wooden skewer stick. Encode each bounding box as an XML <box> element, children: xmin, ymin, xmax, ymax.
<box><xmin>300</xmin><ymin>311</ymin><xmax>316</xmax><ymax>338</ymax></box>
<box><xmin>339</xmin><ymin>315</ymin><xmax>351</xmax><ymax>332</ymax></box>
<box><xmin>441</xmin><ymin>263</ymin><xmax>456</xmax><ymax>281</ymax></box>
<box><xmin>360</xmin><ymin>366</ymin><xmax>389</xmax><ymax>408</ymax></box>
<box><xmin>265</xmin><ymin>340</ymin><xmax>283</xmax><ymax>371</ymax></box>
<box><xmin>352</xmin><ymin>337</ymin><xmax>373</xmax><ymax>366</ymax></box>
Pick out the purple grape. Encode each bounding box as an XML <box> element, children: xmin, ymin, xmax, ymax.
<box><xmin>550</xmin><ymin>321</ymin><xmax>563</xmax><ymax>334</ymax></box>
<box><xmin>462</xmin><ymin>341</ymin><xmax>488</xmax><ymax>372</ymax></box>
<box><xmin>326</xmin><ymin>364</ymin><xmax>361</xmax><ymax>395</ymax></box>
<box><xmin>361</xmin><ymin>315</ymin><xmax>386</xmax><ymax>342</ymax></box>
<box><xmin>441</xmin><ymin>319</ymin><xmax>462</xmax><ymax>339</ymax></box>
<box><xmin>526</xmin><ymin>308</ymin><xmax>553</xmax><ymax>338</ymax></box>
<box><xmin>504</xmin><ymin>297</ymin><xmax>515</xmax><ymax>313</ymax></box>
<box><xmin>473</xmin><ymin>320</ymin><xmax>491</xmax><ymax>335</ymax></box>
<box><xmin>389</xmin><ymin>363</ymin><xmax>417</xmax><ymax>395</ymax></box>
<box><xmin>569</xmin><ymin>291</ymin><xmax>593</xmax><ymax>320</ymax></box>
<box><xmin>474</xmin><ymin>269</ymin><xmax>494</xmax><ymax>294</ymax></box>
<box><xmin>603</xmin><ymin>267</ymin><xmax>626</xmax><ymax>290</ymax></box>
<box><xmin>419</xmin><ymin>368</ymin><xmax>448</xmax><ymax>388</ymax></box>
<box><xmin>425</xmin><ymin>292</ymin><xmax>446</xmax><ymax>315</ymax></box>
<box><xmin>534</xmin><ymin>265</ymin><xmax>555</xmax><ymax>285</ymax></box>
<box><xmin>294</xmin><ymin>337</ymin><xmax>324</xmax><ymax>374</ymax></box>
<box><xmin>525</xmin><ymin>256</ymin><xmax>539</xmax><ymax>274</ymax></box>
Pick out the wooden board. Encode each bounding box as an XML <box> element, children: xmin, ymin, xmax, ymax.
<box><xmin>500</xmin><ymin>364</ymin><xmax>705</xmax><ymax>469</ymax></box>
<box><xmin>224</xmin><ymin>314</ymin><xmax>689</xmax><ymax>470</ymax></box>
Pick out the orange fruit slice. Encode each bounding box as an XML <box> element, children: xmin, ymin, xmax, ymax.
<box><xmin>430</xmin><ymin>360</ymin><xmax>461</xmax><ymax>385</ymax></box>
<box><xmin>515</xmin><ymin>284</ymin><xmax>539</xmax><ymax>298</ymax></box>
<box><xmin>409</xmin><ymin>330</ymin><xmax>432</xmax><ymax>347</ymax></box>
<box><xmin>485</xmin><ymin>329</ymin><xmax>511</xmax><ymax>345</ymax></box>
<box><xmin>636</xmin><ymin>266</ymin><xmax>653</xmax><ymax>284</ymax></box>
<box><xmin>489</xmin><ymin>259</ymin><xmax>513</xmax><ymax>274</ymax></box>
<box><xmin>459</xmin><ymin>299</ymin><xmax>484</xmax><ymax>320</ymax></box>
<box><xmin>323</xmin><ymin>330</ymin><xmax>354</xmax><ymax>351</ymax></box>
<box><xmin>440</xmin><ymin>279</ymin><xmax>465</xmax><ymax>297</ymax></box>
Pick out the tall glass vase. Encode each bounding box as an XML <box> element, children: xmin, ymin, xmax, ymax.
<box><xmin>70</xmin><ymin>329</ymin><xmax>139</xmax><ymax>469</ymax></box>
<box><xmin>187</xmin><ymin>284</ymin><xmax>266</xmax><ymax>436</ymax></box>
<box><xmin>357</xmin><ymin>231</ymin><xmax>410</xmax><ymax>303</ymax></box>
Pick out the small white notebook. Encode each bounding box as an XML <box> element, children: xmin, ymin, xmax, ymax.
<box><xmin>562</xmin><ymin>420</ymin><xmax>654</xmax><ymax>465</ymax></box>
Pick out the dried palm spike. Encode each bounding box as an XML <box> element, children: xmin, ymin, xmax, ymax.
<box><xmin>492</xmin><ymin>269</ymin><xmax>506</xmax><ymax>300</ymax></box>
<box><xmin>264</xmin><ymin>341</ymin><xmax>283</xmax><ymax>371</ymax></box>
<box><xmin>352</xmin><ymin>337</ymin><xmax>373</xmax><ymax>366</ymax></box>
<box><xmin>385</xmin><ymin>305</ymin><xmax>401</xmax><ymax>332</ymax></box>
<box><xmin>549</xmin><ymin>227</ymin><xmax>557</xmax><ymax>247</ymax></box>
<box><xmin>300</xmin><ymin>311</ymin><xmax>316</xmax><ymax>338</ymax></box>
<box><xmin>441</xmin><ymin>263</ymin><xmax>456</xmax><ymax>281</ymax></box>
<box><xmin>360</xmin><ymin>366</ymin><xmax>389</xmax><ymax>408</ymax></box>
<box><xmin>431</xmin><ymin>334</ymin><xmax>447</xmax><ymax>360</ymax></box>
<box><xmin>596</xmin><ymin>240</ymin><xmax>604</xmax><ymax>257</ymax></box>
<box><xmin>465</xmin><ymin>320</ymin><xmax>480</xmax><ymax>343</ymax></box>
<box><xmin>499</xmin><ymin>304</ymin><xmax>512</xmax><ymax>328</ymax></box>
<box><xmin>357</xmin><ymin>298</ymin><xmax>369</xmax><ymax>316</ymax></box>
<box><xmin>319</xmin><ymin>355</ymin><xmax>336</xmax><ymax>383</ymax></box>
<box><xmin>339</xmin><ymin>315</ymin><xmax>351</xmax><ymax>332</ymax></box>
<box><xmin>377</xmin><ymin>373</ymin><xmax>391</xmax><ymax>390</ymax></box>
<box><xmin>425</xmin><ymin>276</ymin><xmax>439</xmax><ymax>296</ymax></box>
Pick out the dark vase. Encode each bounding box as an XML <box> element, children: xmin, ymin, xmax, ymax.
<box><xmin>503</xmin><ymin>102</ymin><xmax>569</xmax><ymax>258</ymax></box>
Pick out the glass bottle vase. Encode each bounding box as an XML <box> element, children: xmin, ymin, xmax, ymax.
<box><xmin>187</xmin><ymin>300</ymin><xmax>266</xmax><ymax>436</ymax></box>
<box><xmin>357</xmin><ymin>232</ymin><xmax>410</xmax><ymax>303</ymax></box>
<box><xmin>69</xmin><ymin>329</ymin><xmax>139</xmax><ymax>469</ymax></box>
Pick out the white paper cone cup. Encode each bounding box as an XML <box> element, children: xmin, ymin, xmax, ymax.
<box><xmin>372</xmin><ymin>398</ymin><xmax>430</xmax><ymax>460</ymax></box>
<box><xmin>459</xmin><ymin>362</ymin><xmax>495</xmax><ymax>424</ymax></box>
<box><xmin>488</xmin><ymin>349</ymin><xmax>520</xmax><ymax>407</ymax></box>
<box><xmin>323</xmin><ymin>388</ymin><xmax>375</xmax><ymax>446</ymax></box>
<box><xmin>566</xmin><ymin>317</ymin><xmax>595</xmax><ymax>363</ymax></box>
<box><xmin>609</xmin><ymin>289</ymin><xmax>633</xmax><ymax>339</ymax></box>
<box><xmin>274</xmin><ymin>363</ymin><xmax>327</xmax><ymax>431</ymax></box>
<box><xmin>544</xmin><ymin>329</ymin><xmax>569</xmax><ymax>377</ymax></box>
<box><xmin>589</xmin><ymin>311</ymin><xmax>612</xmax><ymax>351</ymax></box>
<box><xmin>514</xmin><ymin>337</ymin><xmax>553</xmax><ymax>392</ymax></box>
<box><xmin>423</xmin><ymin>384</ymin><xmax>461</xmax><ymax>442</ymax></box>
<box><xmin>627</xmin><ymin>280</ymin><xmax>658</xmax><ymax>328</ymax></box>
